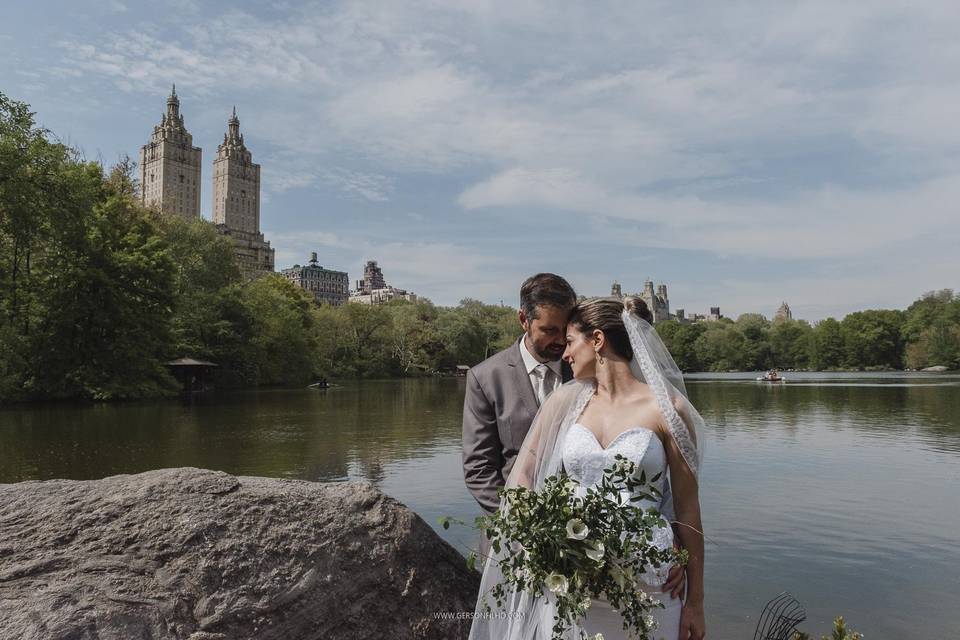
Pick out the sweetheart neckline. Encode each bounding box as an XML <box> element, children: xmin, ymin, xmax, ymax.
<box><xmin>571</xmin><ymin>423</ymin><xmax>657</xmax><ymax>451</ymax></box>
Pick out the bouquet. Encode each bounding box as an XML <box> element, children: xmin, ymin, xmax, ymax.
<box><xmin>444</xmin><ymin>454</ymin><xmax>686</xmax><ymax>640</ymax></box>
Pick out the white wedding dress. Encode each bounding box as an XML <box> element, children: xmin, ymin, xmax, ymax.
<box><xmin>560</xmin><ymin>423</ymin><xmax>682</xmax><ymax>640</ymax></box>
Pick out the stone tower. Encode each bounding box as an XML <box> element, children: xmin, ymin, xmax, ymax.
<box><xmin>356</xmin><ymin>260</ymin><xmax>386</xmax><ymax>294</ymax></box>
<box><xmin>774</xmin><ymin>301</ymin><xmax>793</xmax><ymax>321</ymax></box>
<box><xmin>213</xmin><ymin>106</ymin><xmax>259</xmax><ymax>233</ymax></box>
<box><xmin>611</xmin><ymin>281</ymin><xmax>622</xmax><ymax>297</ymax></box>
<box><xmin>212</xmin><ymin>107</ymin><xmax>274</xmax><ymax>276</ymax></box>
<box><xmin>139</xmin><ymin>85</ymin><xmax>202</xmax><ymax>218</ymax></box>
<box><xmin>639</xmin><ymin>279</ymin><xmax>670</xmax><ymax>323</ymax></box>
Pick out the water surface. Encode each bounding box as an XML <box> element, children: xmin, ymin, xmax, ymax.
<box><xmin>2</xmin><ymin>373</ymin><xmax>958</xmax><ymax>638</ymax></box>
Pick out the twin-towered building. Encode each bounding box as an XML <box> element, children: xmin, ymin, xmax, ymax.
<box><xmin>611</xmin><ymin>279</ymin><xmax>722</xmax><ymax>324</ymax></box>
<box><xmin>611</xmin><ymin>279</ymin><xmax>671</xmax><ymax>323</ymax></box>
<box><xmin>139</xmin><ymin>86</ymin><xmax>275</xmax><ymax>276</ymax></box>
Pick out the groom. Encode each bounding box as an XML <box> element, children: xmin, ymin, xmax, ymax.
<box><xmin>461</xmin><ymin>272</ymin><xmax>685</xmax><ymax>597</ymax></box>
<box><xmin>462</xmin><ymin>272</ymin><xmax>577</xmax><ymax>517</ymax></box>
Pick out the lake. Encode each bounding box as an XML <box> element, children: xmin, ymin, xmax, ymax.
<box><xmin>2</xmin><ymin>372</ymin><xmax>958</xmax><ymax>638</ymax></box>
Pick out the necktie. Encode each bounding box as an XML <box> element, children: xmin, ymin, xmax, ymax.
<box><xmin>534</xmin><ymin>364</ymin><xmax>554</xmax><ymax>405</ymax></box>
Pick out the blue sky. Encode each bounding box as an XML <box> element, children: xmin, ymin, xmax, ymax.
<box><xmin>2</xmin><ymin>0</ymin><xmax>958</xmax><ymax>320</ymax></box>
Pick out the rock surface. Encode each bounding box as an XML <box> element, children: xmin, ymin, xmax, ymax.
<box><xmin>0</xmin><ymin>468</ymin><xmax>481</xmax><ymax>639</ymax></box>
<box><xmin>921</xmin><ymin>365</ymin><xmax>949</xmax><ymax>372</ymax></box>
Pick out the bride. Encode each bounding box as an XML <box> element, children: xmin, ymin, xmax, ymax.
<box><xmin>468</xmin><ymin>296</ymin><xmax>706</xmax><ymax>640</ymax></box>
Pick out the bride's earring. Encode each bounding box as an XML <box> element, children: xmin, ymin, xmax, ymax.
<box><xmin>596</xmin><ymin>350</ymin><xmax>604</xmax><ymax>365</ymax></box>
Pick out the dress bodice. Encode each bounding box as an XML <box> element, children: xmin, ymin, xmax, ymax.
<box><xmin>561</xmin><ymin>423</ymin><xmax>673</xmax><ymax>586</ymax></box>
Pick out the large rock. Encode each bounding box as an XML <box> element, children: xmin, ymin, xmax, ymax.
<box><xmin>0</xmin><ymin>468</ymin><xmax>481</xmax><ymax>639</ymax></box>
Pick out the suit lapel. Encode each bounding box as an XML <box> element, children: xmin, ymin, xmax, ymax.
<box><xmin>508</xmin><ymin>337</ymin><xmax>541</xmax><ymax>413</ymax></box>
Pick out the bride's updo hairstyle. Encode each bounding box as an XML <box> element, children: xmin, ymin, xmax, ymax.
<box><xmin>567</xmin><ymin>295</ymin><xmax>653</xmax><ymax>361</ymax></box>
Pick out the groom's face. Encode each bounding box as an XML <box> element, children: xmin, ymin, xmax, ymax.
<box><xmin>520</xmin><ymin>304</ymin><xmax>569</xmax><ymax>362</ymax></box>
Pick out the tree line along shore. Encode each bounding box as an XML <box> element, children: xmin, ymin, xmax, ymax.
<box><xmin>2</xmin><ymin>92</ymin><xmax>958</xmax><ymax>401</ymax></box>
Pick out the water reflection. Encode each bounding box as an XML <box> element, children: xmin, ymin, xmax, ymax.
<box><xmin>688</xmin><ymin>375</ymin><xmax>960</xmax><ymax>453</ymax></box>
<box><xmin>0</xmin><ymin>379</ymin><xmax>469</xmax><ymax>483</ymax></box>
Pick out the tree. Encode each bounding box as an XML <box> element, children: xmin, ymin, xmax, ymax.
<box><xmin>840</xmin><ymin>309</ymin><xmax>905</xmax><ymax>369</ymax></box>
<box><xmin>901</xmin><ymin>289</ymin><xmax>957</xmax><ymax>343</ymax></box>
<box><xmin>656</xmin><ymin>321</ymin><xmax>706</xmax><ymax>372</ymax></box>
<box><xmin>159</xmin><ymin>214</ymin><xmax>245</xmax><ymax>382</ymax></box>
<box><xmin>695</xmin><ymin>323</ymin><xmax>746</xmax><ymax>371</ymax></box>
<box><xmin>811</xmin><ymin>318</ymin><xmax>844</xmax><ymax>370</ymax></box>
<box><xmin>242</xmin><ymin>275</ymin><xmax>320</xmax><ymax>386</ymax></box>
<box><xmin>32</xmin><ymin>185</ymin><xmax>178</xmax><ymax>399</ymax></box>
<box><xmin>388</xmin><ymin>300</ymin><xmax>442</xmax><ymax>374</ymax></box>
<box><xmin>770</xmin><ymin>319</ymin><xmax>813</xmax><ymax>369</ymax></box>
<box><xmin>906</xmin><ymin>323</ymin><xmax>960</xmax><ymax>370</ymax></box>
<box><xmin>342</xmin><ymin>302</ymin><xmax>393</xmax><ymax>376</ymax></box>
<box><xmin>734</xmin><ymin>313</ymin><xmax>772</xmax><ymax>370</ymax></box>
<box><xmin>437</xmin><ymin>306</ymin><xmax>487</xmax><ymax>367</ymax></box>
<box><xmin>902</xmin><ymin>290</ymin><xmax>960</xmax><ymax>369</ymax></box>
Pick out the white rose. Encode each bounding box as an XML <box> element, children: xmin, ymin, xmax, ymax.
<box><xmin>545</xmin><ymin>572</ymin><xmax>569</xmax><ymax>595</ymax></box>
<box><xmin>585</xmin><ymin>540</ymin><xmax>605</xmax><ymax>563</ymax></box>
<box><xmin>566</xmin><ymin>518</ymin><xmax>589</xmax><ymax>540</ymax></box>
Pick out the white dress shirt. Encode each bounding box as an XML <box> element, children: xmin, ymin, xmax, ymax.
<box><xmin>519</xmin><ymin>337</ymin><xmax>563</xmax><ymax>405</ymax></box>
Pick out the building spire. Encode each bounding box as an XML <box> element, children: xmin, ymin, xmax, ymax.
<box><xmin>166</xmin><ymin>83</ymin><xmax>180</xmax><ymax>118</ymax></box>
<box><xmin>227</xmin><ymin>106</ymin><xmax>241</xmax><ymax>141</ymax></box>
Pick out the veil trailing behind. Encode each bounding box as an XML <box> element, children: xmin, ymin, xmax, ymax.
<box><xmin>467</xmin><ymin>311</ymin><xmax>706</xmax><ymax>640</ymax></box>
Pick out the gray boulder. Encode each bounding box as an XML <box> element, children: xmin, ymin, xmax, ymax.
<box><xmin>921</xmin><ymin>365</ymin><xmax>949</xmax><ymax>372</ymax></box>
<box><xmin>0</xmin><ymin>468</ymin><xmax>481</xmax><ymax>639</ymax></box>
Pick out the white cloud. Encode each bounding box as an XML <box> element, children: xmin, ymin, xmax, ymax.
<box><xmin>262</xmin><ymin>164</ymin><xmax>393</xmax><ymax>201</ymax></box>
<box><xmin>29</xmin><ymin>0</ymin><xmax>960</xmax><ymax>315</ymax></box>
<box><xmin>464</xmin><ymin>170</ymin><xmax>960</xmax><ymax>260</ymax></box>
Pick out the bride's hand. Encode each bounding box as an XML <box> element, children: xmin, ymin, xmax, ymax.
<box><xmin>663</xmin><ymin>562</ymin><xmax>686</xmax><ymax>599</ymax></box>
<box><xmin>678</xmin><ymin>601</ymin><xmax>705</xmax><ymax>640</ymax></box>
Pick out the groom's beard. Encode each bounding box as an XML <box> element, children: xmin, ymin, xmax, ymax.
<box><xmin>534</xmin><ymin>343</ymin><xmax>565</xmax><ymax>362</ymax></box>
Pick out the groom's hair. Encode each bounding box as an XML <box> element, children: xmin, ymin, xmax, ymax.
<box><xmin>519</xmin><ymin>273</ymin><xmax>577</xmax><ymax>319</ymax></box>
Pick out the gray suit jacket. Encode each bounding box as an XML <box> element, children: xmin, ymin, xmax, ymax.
<box><xmin>462</xmin><ymin>338</ymin><xmax>572</xmax><ymax>513</ymax></box>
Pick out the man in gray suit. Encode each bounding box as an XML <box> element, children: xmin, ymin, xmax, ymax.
<box><xmin>462</xmin><ymin>273</ymin><xmax>576</xmax><ymax>516</ymax></box>
<box><xmin>461</xmin><ymin>272</ymin><xmax>685</xmax><ymax>597</ymax></box>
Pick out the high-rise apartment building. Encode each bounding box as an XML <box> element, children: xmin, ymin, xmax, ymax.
<box><xmin>212</xmin><ymin>107</ymin><xmax>274</xmax><ymax>276</ymax></box>
<box><xmin>139</xmin><ymin>85</ymin><xmax>201</xmax><ymax>218</ymax></box>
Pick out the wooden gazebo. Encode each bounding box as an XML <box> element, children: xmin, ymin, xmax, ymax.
<box><xmin>165</xmin><ymin>358</ymin><xmax>219</xmax><ymax>394</ymax></box>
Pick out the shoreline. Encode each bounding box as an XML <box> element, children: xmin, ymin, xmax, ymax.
<box><xmin>2</xmin><ymin>368</ymin><xmax>956</xmax><ymax>406</ymax></box>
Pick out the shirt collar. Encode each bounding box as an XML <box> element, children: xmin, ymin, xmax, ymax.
<box><xmin>519</xmin><ymin>336</ymin><xmax>563</xmax><ymax>377</ymax></box>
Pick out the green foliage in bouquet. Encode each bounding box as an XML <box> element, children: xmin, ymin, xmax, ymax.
<box><xmin>445</xmin><ymin>454</ymin><xmax>686</xmax><ymax>640</ymax></box>
<box><xmin>792</xmin><ymin>616</ymin><xmax>863</xmax><ymax>640</ymax></box>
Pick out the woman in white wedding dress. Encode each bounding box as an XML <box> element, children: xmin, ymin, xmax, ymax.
<box><xmin>469</xmin><ymin>296</ymin><xmax>706</xmax><ymax>640</ymax></box>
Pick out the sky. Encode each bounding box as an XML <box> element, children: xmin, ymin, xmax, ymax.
<box><xmin>2</xmin><ymin>0</ymin><xmax>958</xmax><ymax>320</ymax></box>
